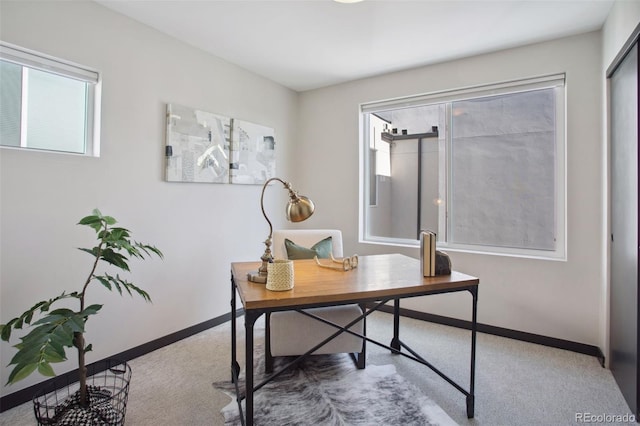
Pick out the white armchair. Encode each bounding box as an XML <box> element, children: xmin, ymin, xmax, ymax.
<box><xmin>265</xmin><ymin>229</ymin><xmax>366</xmax><ymax>372</ymax></box>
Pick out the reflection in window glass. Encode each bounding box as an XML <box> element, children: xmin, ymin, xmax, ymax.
<box><xmin>0</xmin><ymin>61</ymin><xmax>22</xmax><ymax>147</ymax></box>
<box><xmin>450</xmin><ymin>90</ymin><xmax>556</xmax><ymax>250</ymax></box>
<box><xmin>361</xmin><ymin>77</ymin><xmax>565</xmax><ymax>258</ymax></box>
<box><xmin>26</xmin><ymin>68</ymin><xmax>87</xmax><ymax>153</ymax></box>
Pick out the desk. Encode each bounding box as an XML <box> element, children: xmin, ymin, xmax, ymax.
<box><xmin>230</xmin><ymin>253</ymin><xmax>479</xmax><ymax>426</ymax></box>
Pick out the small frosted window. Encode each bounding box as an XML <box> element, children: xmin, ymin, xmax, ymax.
<box><xmin>0</xmin><ymin>42</ymin><xmax>100</xmax><ymax>156</ymax></box>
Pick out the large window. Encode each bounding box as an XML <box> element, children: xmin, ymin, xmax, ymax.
<box><xmin>361</xmin><ymin>75</ymin><xmax>566</xmax><ymax>259</ymax></box>
<box><xmin>0</xmin><ymin>42</ymin><xmax>101</xmax><ymax>156</ymax></box>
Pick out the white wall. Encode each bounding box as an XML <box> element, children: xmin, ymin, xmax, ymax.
<box><xmin>0</xmin><ymin>1</ymin><xmax>298</xmax><ymax>395</ymax></box>
<box><xmin>603</xmin><ymin>0</ymin><xmax>640</xmax><ymax>68</ymax></box>
<box><xmin>297</xmin><ymin>31</ymin><xmax>605</xmax><ymax>347</ymax></box>
<box><xmin>2</xmin><ymin>0</ymin><xmax>638</xmax><ymax>400</ymax></box>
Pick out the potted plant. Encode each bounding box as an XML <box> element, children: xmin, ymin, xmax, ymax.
<box><xmin>0</xmin><ymin>209</ymin><xmax>163</xmax><ymax>424</ymax></box>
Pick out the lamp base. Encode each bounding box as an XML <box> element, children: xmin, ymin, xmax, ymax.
<box><xmin>247</xmin><ymin>272</ymin><xmax>267</xmax><ymax>283</ymax></box>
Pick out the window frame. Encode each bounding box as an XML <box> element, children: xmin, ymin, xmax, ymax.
<box><xmin>0</xmin><ymin>41</ymin><xmax>101</xmax><ymax>156</ymax></box>
<box><xmin>359</xmin><ymin>74</ymin><xmax>567</xmax><ymax>260</ymax></box>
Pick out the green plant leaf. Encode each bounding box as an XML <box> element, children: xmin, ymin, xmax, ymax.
<box><xmin>54</xmin><ymin>322</ymin><xmax>74</xmax><ymax>344</ymax></box>
<box><xmin>123</xmin><ymin>280</ymin><xmax>152</xmax><ymax>303</ymax></box>
<box><xmin>102</xmin><ymin>215</ymin><xmax>117</xmax><ymax>226</ymax></box>
<box><xmin>31</xmin><ymin>309</ymin><xmax>76</xmax><ymax>326</ymax></box>
<box><xmin>37</xmin><ymin>362</ymin><xmax>56</xmax><ymax>377</ymax></box>
<box><xmin>0</xmin><ymin>326</ymin><xmax>8</xmax><ymax>342</ymax></box>
<box><xmin>46</xmin><ymin>339</ymin><xmax>67</xmax><ymax>360</ymax></box>
<box><xmin>6</xmin><ymin>320</ymin><xmax>75</xmax><ymax>384</ymax></box>
<box><xmin>100</xmin><ymin>248</ymin><xmax>130</xmax><ymax>271</ymax></box>
<box><xmin>137</xmin><ymin>243</ymin><xmax>164</xmax><ymax>260</ymax></box>
<box><xmin>113</xmin><ymin>280</ymin><xmax>123</xmax><ymax>295</ymax></box>
<box><xmin>42</xmin><ymin>346</ymin><xmax>66</xmax><ymax>363</ymax></box>
<box><xmin>48</xmin><ymin>331</ymin><xmax>70</xmax><ymax>351</ymax></box>
<box><xmin>66</xmin><ymin>314</ymin><xmax>86</xmax><ymax>334</ymax></box>
<box><xmin>78</xmin><ymin>247</ymin><xmax>95</xmax><ymax>255</ymax></box>
<box><xmin>9</xmin><ymin>344</ymin><xmax>36</xmax><ymax>366</ymax></box>
<box><xmin>8</xmin><ymin>363</ymin><xmax>37</xmax><ymax>384</ymax></box>
<box><xmin>0</xmin><ymin>320</ymin><xmax>16</xmax><ymax>341</ymax></box>
<box><xmin>95</xmin><ymin>276</ymin><xmax>112</xmax><ymax>291</ymax></box>
<box><xmin>109</xmin><ymin>227</ymin><xmax>128</xmax><ymax>242</ymax></box>
<box><xmin>116</xmin><ymin>275</ymin><xmax>134</xmax><ymax>297</ymax></box>
<box><xmin>78</xmin><ymin>215</ymin><xmax>103</xmax><ymax>232</ymax></box>
<box><xmin>23</xmin><ymin>311</ymin><xmax>34</xmax><ymax>325</ymax></box>
<box><xmin>80</xmin><ymin>304</ymin><xmax>102</xmax><ymax>317</ymax></box>
<box><xmin>20</xmin><ymin>325</ymin><xmax>57</xmax><ymax>347</ymax></box>
<box><xmin>23</xmin><ymin>301</ymin><xmax>46</xmax><ymax>324</ymax></box>
<box><xmin>78</xmin><ymin>214</ymin><xmax>101</xmax><ymax>225</ymax></box>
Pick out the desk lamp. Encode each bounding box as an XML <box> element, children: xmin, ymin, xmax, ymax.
<box><xmin>247</xmin><ymin>177</ymin><xmax>314</xmax><ymax>283</ymax></box>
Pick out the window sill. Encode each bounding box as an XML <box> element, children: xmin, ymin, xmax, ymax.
<box><xmin>360</xmin><ymin>237</ymin><xmax>567</xmax><ymax>262</ymax></box>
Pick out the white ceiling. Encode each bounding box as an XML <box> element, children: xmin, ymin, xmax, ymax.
<box><xmin>95</xmin><ymin>0</ymin><xmax>614</xmax><ymax>92</ymax></box>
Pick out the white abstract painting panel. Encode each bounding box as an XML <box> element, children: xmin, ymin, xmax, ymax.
<box><xmin>165</xmin><ymin>103</ymin><xmax>231</xmax><ymax>183</ymax></box>
<box><xmin>230</xmin><ymin>119</ymin><xmax>276</xmax><ymax>185</ymax></box>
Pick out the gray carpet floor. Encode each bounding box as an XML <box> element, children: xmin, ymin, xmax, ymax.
<box><xmin>0</xmin><ymin>311</ymin><xmax>632</xmax><ymax>426</ymax></box>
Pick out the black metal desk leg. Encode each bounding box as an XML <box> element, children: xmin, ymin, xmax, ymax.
<box><xmin>390</xmin><ymin>299</ymin><xmax>401</xmax><ymax>353</ymax></box>
<box><xmin>265</xmin><ymin>312</ymin><xmax>273</xmax><ymax>374</ymax></box>
<box><xmin>231</xmin><ymin>275</ymin><xmax>240</xmax><ymax>382</ymax></box>
<box><xmin>244</xmin><ymin>311</ymin><xmax>260</xmax><ymax>426</ymax></box>
<box><xmin>467</xmin><ymin>286</ymin><xmax>478</xmax><ymax>419</ymax></box>
<box><xmin>356</xmin><ymin>303</ymin><xmax>367</xmax><ymax>369</ymax></box>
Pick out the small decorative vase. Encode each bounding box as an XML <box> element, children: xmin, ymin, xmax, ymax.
<box><xmin>266</xmin><ymin>260</ymin><xmax>294</xmax><ymax>291</ymax></box>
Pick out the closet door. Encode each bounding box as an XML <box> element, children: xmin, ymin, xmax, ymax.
<box><xmin>610</xmin><ymin>41</ymin><xmax>639</xmax><ymax>416</ymax></box>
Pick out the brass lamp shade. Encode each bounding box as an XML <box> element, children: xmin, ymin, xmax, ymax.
<box><xmin>248</xmin><ymin>177</ymin><xmax>314</xmax><ymax>283</ymax></box>
<box><xmin>287</xmin><ymin>195</ymin><xmax>314</xmax><ymax>223</ymax></box>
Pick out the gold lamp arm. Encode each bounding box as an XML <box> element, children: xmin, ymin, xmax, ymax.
<box><xmin>259</xmin><ymin>177</ymin><xmax>287</xmax><ymax>247</ymax></box>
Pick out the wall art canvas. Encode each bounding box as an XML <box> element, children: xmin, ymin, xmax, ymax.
<box><xmin>229</xmin><ymin>119</ymin><xmax>276</xmax><ymax>185</ymax></box>
<box><xmin>165</xmin><ymin>103</ymin><xmax>231</xmax><ymax>183</ymax></box>
<box><xmin>165</xmin><ymin>104</ymin><xmax>276</xmax><ymax>185</ymax></box>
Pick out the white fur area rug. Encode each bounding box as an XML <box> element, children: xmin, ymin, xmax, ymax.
<box><xmin>213</xmin><ymin>351</ymin><xmax>458</xmax><ymax>426</ymax></box>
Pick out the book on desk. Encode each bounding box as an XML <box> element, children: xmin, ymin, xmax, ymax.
<box><xmin>420</xmin><ymin>230</ymin><xmax>436</xmax><ymax>277</ymax></box>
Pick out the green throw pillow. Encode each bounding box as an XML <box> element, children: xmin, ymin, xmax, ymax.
<box><xmin>284</xmin><ymin>236</ymin><xmax>333</xmax><ymax>260</ymax></box>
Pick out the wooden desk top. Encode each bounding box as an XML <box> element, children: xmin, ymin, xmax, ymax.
<box><xmin>232</xmin><ymin>253</ymin><xmax>479</xmax><ymax>310</ymax></box>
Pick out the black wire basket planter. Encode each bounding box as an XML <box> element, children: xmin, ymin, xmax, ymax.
<box><xmin>32</xmin><ymin>359</ymin><xmax>132</xmax><ymax>426</ymax></box>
